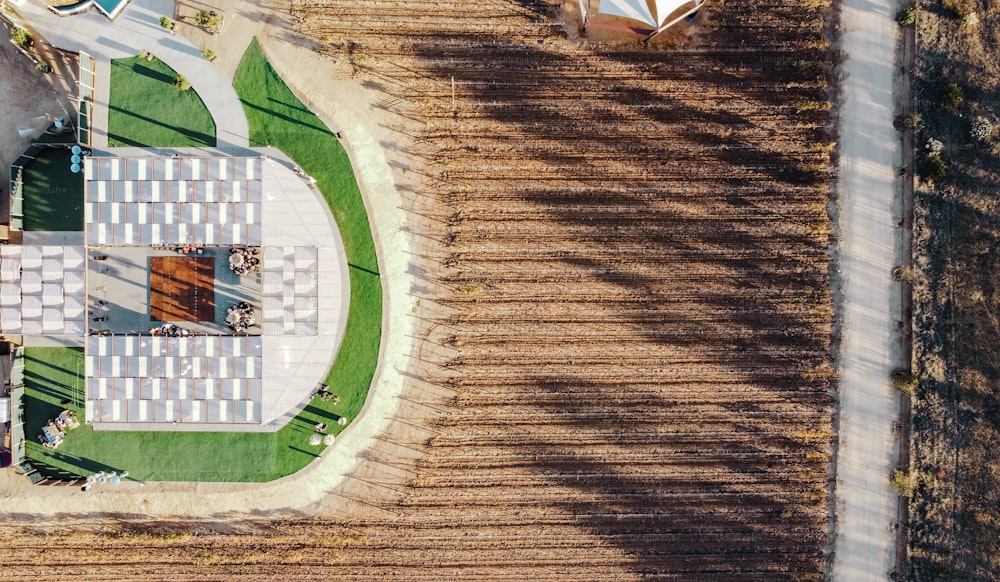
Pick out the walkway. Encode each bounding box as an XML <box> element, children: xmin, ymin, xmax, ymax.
<box><xmin>13</xmin><ymin>0</ymin><xmax>250</xmax><ymax>150</ymax></box>
<box><xmin>833</xmin><ymin>0</ymin><xmax>903</xmax><ymax>580</ymax></box>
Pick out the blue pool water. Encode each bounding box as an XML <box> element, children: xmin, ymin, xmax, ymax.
<box><xmin>93</xmin><ymin>0</ymin><xmax>132</xmax><ymax>19</ymax></box>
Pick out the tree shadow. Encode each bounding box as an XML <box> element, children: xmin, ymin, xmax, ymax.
<box><xmin>307</xmin><ymin>0</ymin><xmax>839</xmax><ymax>576</ymax></box>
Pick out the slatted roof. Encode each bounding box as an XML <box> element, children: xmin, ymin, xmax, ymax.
<box><xmin>84</xmin><ymin>156</ymin><xmax>263</xmax><ymax>246</ymax></box>
<box><xmin>85</xmin><ymin>335</ymin><xmax>263</xmax><ymax>425</ymax></box>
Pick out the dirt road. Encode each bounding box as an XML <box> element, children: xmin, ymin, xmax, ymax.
<box><xmin>833</xmin><ymin>1</ymin><xmax>904</xmax><ymax>580</ymax></box>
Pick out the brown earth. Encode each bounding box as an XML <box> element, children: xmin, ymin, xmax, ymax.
<box><xmin>0</xmin><ymin>0</ymin><xmax>839</xmax><ymax>579</ymax></box>
<box><xmin>907</xmin><ymin>5</ymin><xmax>1000</xmax><ymax>581</ymax></box>
<box><xmin>0</xmin><ymin>17</ymin><xmax>76</xmax><ymax>206</ymax></box>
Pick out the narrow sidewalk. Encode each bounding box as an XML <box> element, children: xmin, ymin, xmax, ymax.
<box><xmin>833</xmin><ymin>0</ymin><xmax>904</xmax><ymax>580</ymax></box>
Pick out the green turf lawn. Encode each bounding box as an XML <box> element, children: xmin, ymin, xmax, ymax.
<box><xmin>107</xmin><ymin>57</ymin><xmax>216</xmax><ymax>147</ymax></box>
<box><xmin>21</xmin><ymin>147</ymin><xmax>84</xmax><ymax>231</ymax></box>
<box><xmin>24</xmin><ymin>40</ymin><xmax>382</xmax><ymax>482</ymax></box>
<box><xmin>24</xmin><ymin>348</ymin><xmax>276</xmax><ymax>481</ymax></box>
<box><xmin>234</xmin><ymin>37</ymin><xmax>382</xmax><ymax>470</ymax></box>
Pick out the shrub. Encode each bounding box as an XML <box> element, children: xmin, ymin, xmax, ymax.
<box><xmin>925</xmin><ymin>138</ymin><xmax>943</xmax><ymax>154</ymax></box>
<box><xmin>896</xmin><ymin>6</ymin><xmax>916</xmax><ymax>26</ymax></box>
<box><xmin>196</xmin><ymin>10</ymin><xmax>221</xmax><ymax>30</ymax></box>
<box><xmin>942</xmin><ymin>0</ymin><xmax>974</xmax><ymax>18</ymax></box>
<box><xmin>970</xmin><ymin>116</ymin><xmax>993</xmax><ymax>142</ymax></box>
<box><xmin>941</xmin><ymin>83</ymin><xmax>964</xmax><ymax>110</ymax></box>
<box><xmin>891</xmin><ymin>469</ymin><xmax>916</xmax><ymax>497</ymax></box>
<box><xmin>921</xmin><ymin>153</ymin><xmax>946</xmax><ymax>181</ymax></box>
<box><xmin>895</xmin><ymin>112</ymin><xmax>922</xmax><ymax>130</ymax></box>
<box><xmin>892</xmin><ymin>370</ymin><xmax>918</xmax><ymax>396</ymax></box>
<box><xmin>35</xmin><ymin>61</ymin><xmax>51</xmax><ymax>73</ymax></box>
<box><xmin>11</xmin><ymin>27</ymin><xmax>31</xmax><ymax>47</ymax></box>
<box><xmin>202</xmin><ymin>49</ymin><xmax>217</xmax><ymax>61</ymax></box>
<box><xmin>172</xmin><ymin>74</ymin><xmax>190</xmax><ymax>91</ymax></box>
<box><xmin>159</xmin><ymin>16</ymin><xmax>174</xmax><ymax>29</ymax></box>
<box><xmin>892</xmin><ymin>265</ymin><xmax>918</xmax><ymax>282</ymax></box>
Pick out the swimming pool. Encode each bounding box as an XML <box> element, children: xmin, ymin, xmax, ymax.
<box><xmin>50</xmin><ymin>0</ymin><xmax>132</xmax><ymax>20</ymax></box>
<box><xmin>93</xmin><ymin>0</ymin><xmax>131</xmax><ymax>19</ymax></box>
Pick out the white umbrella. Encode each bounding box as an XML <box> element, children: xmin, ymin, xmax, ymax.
<box><xmin>309</xmin><ymin>434</ymin><xmax>322</xmax><ymax>446</ymax></box>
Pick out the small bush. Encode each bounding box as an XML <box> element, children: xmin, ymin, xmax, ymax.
<box><xmin>172</xmin><ymin>74</ymin><xmax>191</xmax><ymax>91</ymax></box>
<box><xmin>891</xmin><ymin>469</ymin><xmax>916</xmax><ymax>497</ymax></box>
<box><xmin>196</xmin><ymin>10</ymin><xmax>221</xmax><ymax>30</ymax></box>
<box><xmin>202</xmin><ymin>49</ymin><xmax>217</xmax><ymax>61</ymax></box>
<box><xmin>925</xmin><ymin>138</ymin><xmax>944</xmax><ymax>154</ymax></box>
<box><xmin>970</xmin><ymin>116</ymin><xmax>993</xmax><ymax>142</ymax></box>
<box><xmin>159</xmin><ymin>16</ymin><xmax>174</xmax><ymax>29</ymax></box>
<box><xmin>35</xmin><ymin>61</ymin><xmax>51</xmax><ymax>73</ymax></box>
<box><xmin>11</xmin><ymin>27</ymin><xmax>31</xmax><ymax>47</ymax></box>
<box><xmin>921</xmin><ymin>153</ymin><xmax>946</xmax><ymax>181</ymax></box>
<box><xmin>941</xmin><ymin>83</ymin><xmax>964</xmax><ymax>110</ymax></box>
<box><xmin>942</xmin><ymin>0</ymin><xmax>974</xmax><ymax>18</ymax></box>
<box><xmin>893</xmin><ymin>370</ymin><xmax>919</xmax><ymax>396</ymax></box>
<box><xmin>892</xmin><ymin>265</ymin><xmax>918</xmax><ymax>282</ymax></box>
<box><xmin>895</xmin><ymin>112</ymin><xmax>922</xmax><ymax>130</ymax></box>
<box><xmin>896</xmin><ymin>6</ymin><xmax>916</xmax><ymax>26</ymax></box>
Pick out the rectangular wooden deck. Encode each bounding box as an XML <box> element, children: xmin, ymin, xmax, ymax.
<box><xmin>149</xmin><ymin>256</ymin><xmax>215</xmax><ymax>322</ymax></box>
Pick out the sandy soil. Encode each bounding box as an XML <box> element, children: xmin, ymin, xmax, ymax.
<box><xmin>0</xmin><ymin>18</ymin><xmax>76</xmax><ymax>190</ymax></box>
<box><xmin>0</xmin><ymin>1</ymin><xmax>427</xmax><ymax>524</ymax></box>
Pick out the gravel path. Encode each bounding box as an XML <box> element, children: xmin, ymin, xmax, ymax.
<box><xmin>832</xmin><ymin>1</ymin><xmax>904</xmax><ymax>579</ymax></box>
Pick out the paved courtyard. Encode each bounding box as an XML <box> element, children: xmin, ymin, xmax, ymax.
<box><xmin>87</xmin><ymin>246</ymin><xmax>262</xmax><ymax>335</ymax></box>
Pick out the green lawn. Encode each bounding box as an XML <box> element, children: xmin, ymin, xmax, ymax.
<box><xmin>24</xmin><ymin>348</ymin><xmax>276</xmax><ymax>481</ymax></box>
<box><xmin>24</xmin><ymin>40</ymin><xmax>383</xmax><ymax>482</ymax></box>
<box><xmin>234</xmin><ymin>39</ymin><xmax>382</xmax><ymax>461</ymax></box>
<box><xmin>234</xmin><ymin>39</ymin><xmax>378</xmax><ymax>273</ymax></box>
<box><xmin>21</xmin><ymin>147</ymin><xmax>84</xmax><ymax>231</ymax></box>
<box><xmin>107</xmin><ymin>57</ymin><xmax>216</xmax><ymax>147</ymax></box>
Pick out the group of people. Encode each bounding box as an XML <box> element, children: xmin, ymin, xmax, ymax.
<box><xmin>229</xmin><ymin>246</ymin><xmax>261</xmax><ymax>275</ymax></box>
<box><xmin>38</xmin><ymin>411</ymin><xmax>79</xmax><ymax>449</ymax></box>
<box><xmin>311</xmin><ymin>384</ymin><xmax>341</xmax><ymax>404</ymax></box>
<box><xmin>149</xmin><ymin>323</ymin><xmax>191</xmax><ymax>336</ymax></box>
<box><xmin>225</xmin><ymin>301</ymin><xmax>256</xmax><ymax>333</ymax></box>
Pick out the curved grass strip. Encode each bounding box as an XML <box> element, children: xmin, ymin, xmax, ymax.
<box><xmin>107</xmin><ymin>57</ymin><xmax>216</xmax><ymax>147</ymax></box>
<box><xmin>23</xmin><ymin>40</ymin><xmax>381</xmax><ymax>482</ymax></box>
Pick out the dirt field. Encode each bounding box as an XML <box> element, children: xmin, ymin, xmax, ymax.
<box><xmin>0</xmin><ymin>0</ymin><xmax>839</xmax><ymax>578</ymax></box>
<box><xmin>0</xmin><ymin>18</ymin><xmax>76</xmax><ymax>193</ymax></box>
<box><xmin>149</xmin><ymin>256</ymin><xmax>215</xmax><ymax>322</ymax></box>
<box><xmin>906</xmin><ymin>5</ymin><xmax>1000</xmax><ymax>581</ymax></box>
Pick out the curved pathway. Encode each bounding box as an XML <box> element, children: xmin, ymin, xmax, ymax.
<box><xmin>14</xmin><ymin>0</ymin><xmax>249</xmax><ymax>150</ymax></box>
<box><xmin>833</xmin><ymin>0</ymin><xmax>903</xmax><ymax>579</ymax></box>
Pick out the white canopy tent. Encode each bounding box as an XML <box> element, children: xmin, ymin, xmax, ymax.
<box><xmin>0</xmin><ymin>246</ymin><xmax>87</xmax><ymax>333</ymax></box>
<box><xmin>581</xmin><ymin>0</ymin><xmax>702</xmax><ymax>36</ymax></box>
